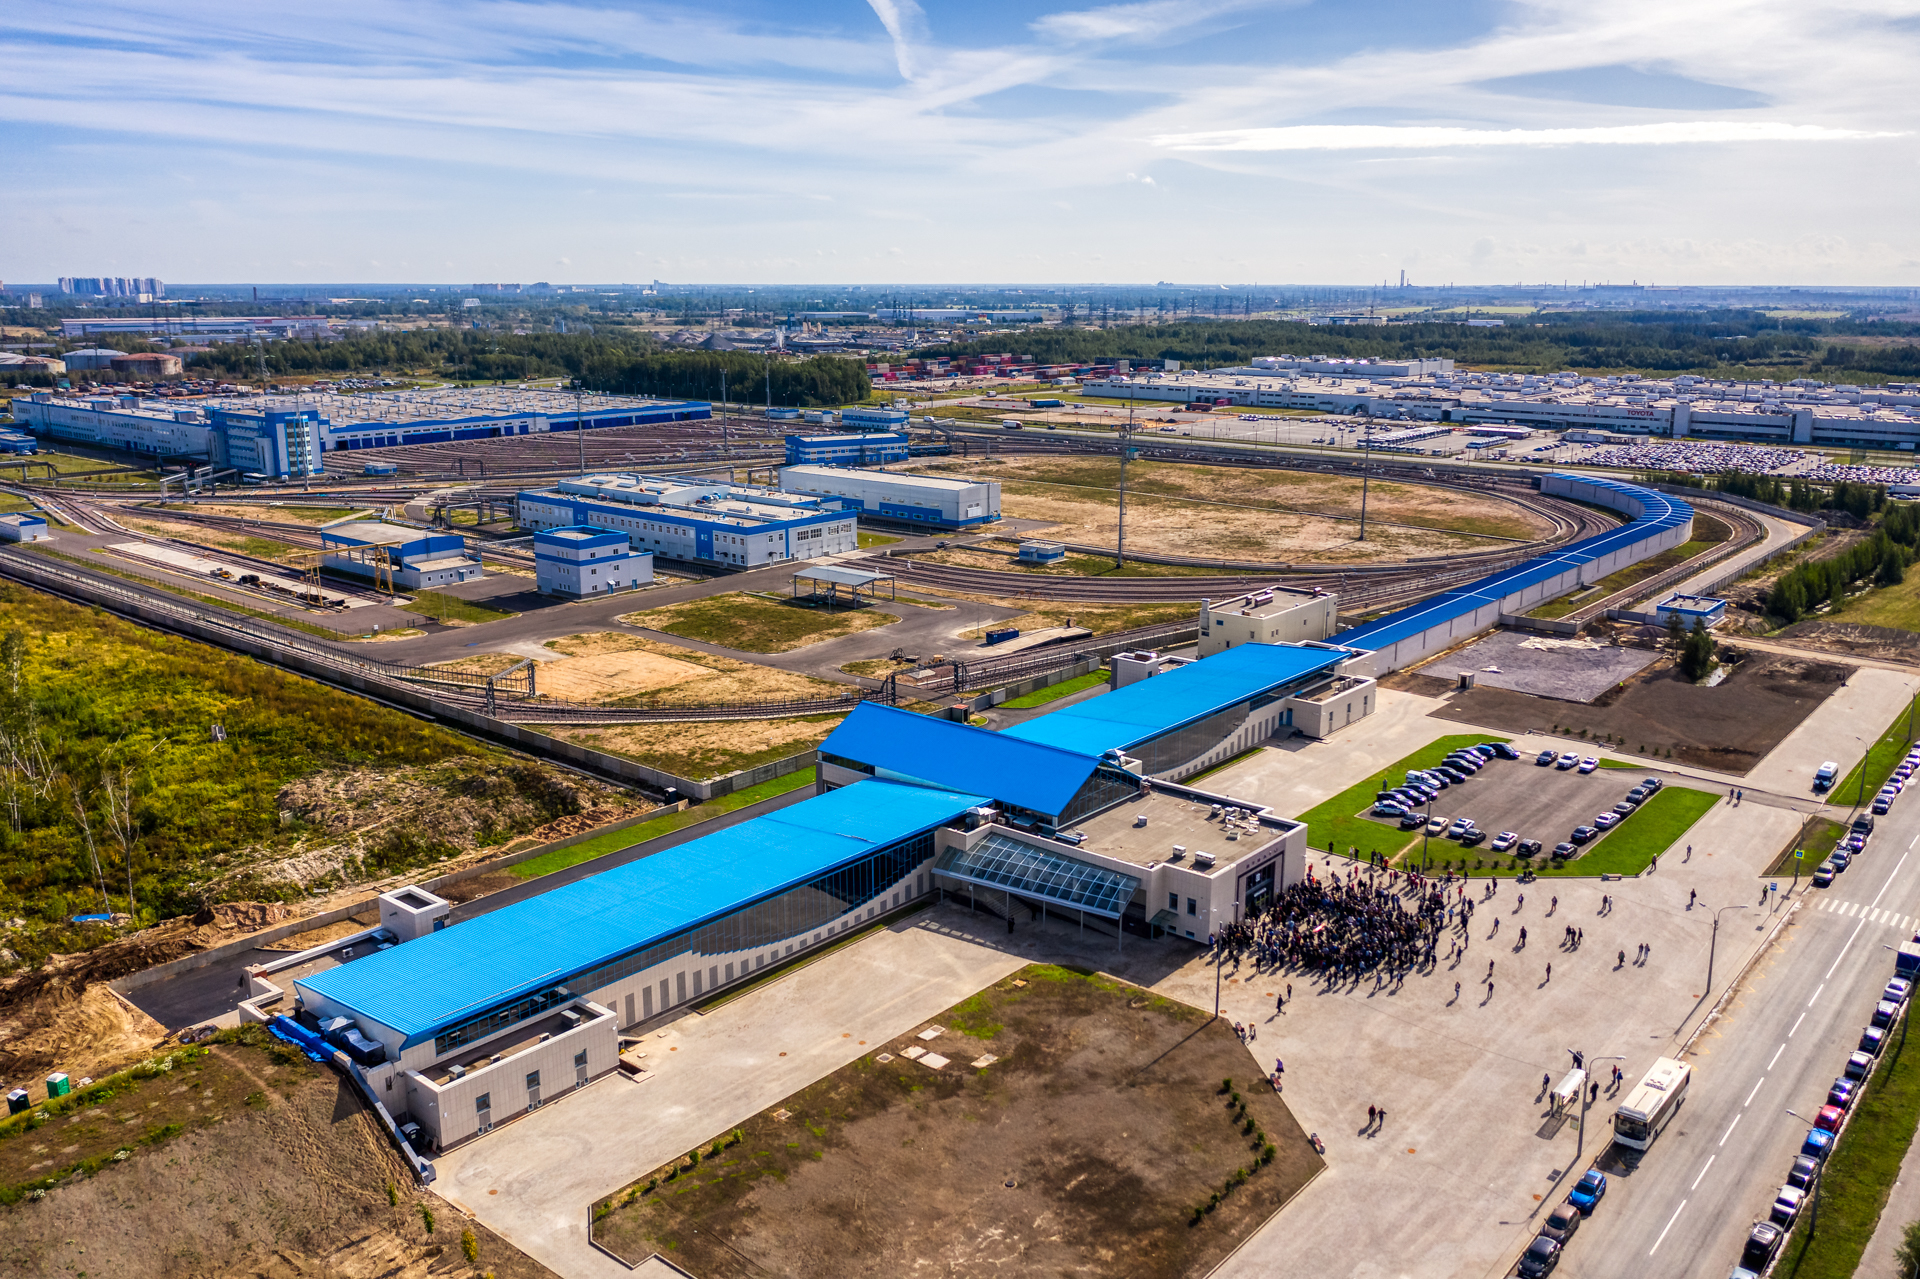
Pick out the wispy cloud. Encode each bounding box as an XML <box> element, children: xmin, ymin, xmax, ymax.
<box><xmin>1032</xmin><ymin>0</ymin><xmax>1272</xmax><ymax>43</ymax></box>
<box><xmin>866</xmin><ymin>0</ymin><xmax>929</xmax><ymax>79</ymax></box>
<box><xmin>1152</xmin><ymin>122</ymin><xmax>1903</xmax><ymax>150</ymax></box>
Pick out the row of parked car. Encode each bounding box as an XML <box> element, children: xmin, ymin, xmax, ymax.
<box><xmin>1729</xmin><ymin>973</ymin><xmax>1912</xmax><ymax>1275</ymax></box>
<box><xmin>1811</xmin><ymin>811</ymin><xmax>1877</xmax><ymax>887</ymax></box>
<box><xmin>1516</xmin><ymin>1168</ymin><xmax>1611</xmax><ymax>1276</ymax></box>
<box><xmin>1371</xmin><ymin>743</ymin><xmax>1524</xmax><ymax>845</ymax></box>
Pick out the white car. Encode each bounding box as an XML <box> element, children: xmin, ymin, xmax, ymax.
<box><xmin>1446</xmin><ymin>817</ymin><xmax>1475</xmax><ymax>837</ymax></box>
<box><xmin>1577</xmin><ymin>757</ymin><xmax>1599</xmax><ymax>774</ymax></box>
<box><xmin>1556</xmin><ymin>753</ymin><xmax>1579</xmax><ymax>770</ymax></box>
<box><xmin>1491</xmin><ymin>831</ymin><xmax>1519</xmax><ymax>852</ymax></box>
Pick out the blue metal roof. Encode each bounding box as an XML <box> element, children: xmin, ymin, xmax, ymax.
<box><xmin>1334</xmin><ymin>476</ymin><xmax>1692</xmax><ymax>652</ymax></box>
<box><xmin>1003</xmin><ymin>642</ymin><xmax>1344</xmax><ymax>757</ymax></box>
<box><xmin>818</xmin><ymin>702</ymin><xmax>1104</xmax><ymax>816</ymax></box>
<box><xmin>296</xmin><ymin>780</ymin><xmax>985</xmax><ymax>1041</ymax></box>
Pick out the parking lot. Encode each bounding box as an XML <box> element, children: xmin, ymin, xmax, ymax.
<box><xmin>1366</xmin><ymin>753</ymin><xmax>1660</xmax><ymax>859</ymax></box>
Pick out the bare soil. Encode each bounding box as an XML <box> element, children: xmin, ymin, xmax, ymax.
<box><xmin>1774</xmin><ymin>622</ymin><xmax>1920</xmax><ymax>665</ymax></box>
<box><xmin>591</xmin><ymin>964</ymin><xmax>1320</xmax><ymax>1278</ymax></box>
<box><xmin>1433</xmin><ymin>649</ymin><xmax>1853</xmax><ymax>774</ymax></box>
<box><xmin>532</xmin><ymin>632</ymin><xmax>848</xmax><ymax>706</ymax></box>
<box><xmin>909</xmin><ymin>456</ymin><xmax>1553</xmax><ymax>563</ymax></box>
<box><xmin>551</xmin><ymin>715</ymin><xmax>842</xmax><ymax>781</ymax></box>
<box><xmin>0</xmin><ymin>1030</ymin><xmax>557</xmax><ymax>1279</ymax></box>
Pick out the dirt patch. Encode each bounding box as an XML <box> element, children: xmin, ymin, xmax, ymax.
<box><xmin>0</xmin><ymin>1030</ymin><xmax>557</xmax><ymax>1279</ymax></box>
<box><xmin>591</xmin><ymin>964</ymin><xmax>1320</xmax><ymax>1278</ymax></box>
<box><xmin>1775</xmin><ymin>622</ymin><xmax>1920</xmax><ymax>664</ymax></box>
<box><xmin>1378</xmin><ymin>669</ymin><xmax>1459</xmax><ymax>698</ymax></box>
<box><xmin>262</xmin><ymin>912</ymin><xmax>382</xmax><ymax>954</ymax></box>
<box><xmin>619</xmin><ymin>592</ymin><xmax>898</xmax><ymax>654</ymax></box>
<box><xmin>1432</xmin><ymin>649</ymin><xmax>1853</xmax><ymax>774</ymax></box>
<box><xmin>536</xmin><ymin>633</ymin><xmax>849</xmax><ymax>707</ymax></box>
<box><xmin>552</xmin><ymin>715</ymin><xmax>841</xmax><ymax>780</ymax></box>
<box><xmin>908</xmin><ymin>455</ymin><xmax>1553</xmax><ymax>563</ymax></box>
<box><xmin>428</xmin><ymin>651</ymin><xmax>530</xmax><ymax>677</ymax></box>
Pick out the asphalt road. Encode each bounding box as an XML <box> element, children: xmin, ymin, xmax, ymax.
<box><xmin>1561</xmin><ymin>795</ymin><xmax>1920</xmax><ymax>1277</ymax></box>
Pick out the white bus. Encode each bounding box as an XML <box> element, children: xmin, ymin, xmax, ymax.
<box><xmin>1614</xmin><ymin>1057</ymin><xmax>1691</xmax><ymax>1151</ymax></box>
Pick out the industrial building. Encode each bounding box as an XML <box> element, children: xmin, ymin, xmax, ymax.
<box><xmin>839</xmin><ymin>407</ymin><xmax>911</xmax><ymax>431</ymax></box>
<box><xmin>320</xmin><ymin>523</ymin><xmax>483</xmax><ymax>590</ymax></box>
<box><xmin>777</xmin><ymin>465</ymin><xmax>1000</xmax><ymax>531</ymax></box>
<box><xmin>110</xmin><ymin>352</ymin><xmax>185</xmax><ymax>380</ymax></box>
<box><xmin>1652</xmin><ymin>593</ymin><xmax>1727</xmax><ymax>630</ymax></box>
<box><xmin>58</xmin><ymin>349</ymin><xmax>126</xmax><ymax>372</ymax></box>
<box><xmin>1330</xmin><ymin>475</ymin><xmax>1693</xmax><ymax>673</ymax></box>
<box><xmin>515</xmin><ymin>473</ymin><xmax>858</xmax><ymax>568</ymax></box>
<box><xmin>783</xmin><ymin>432</ymin><xmax>910</xmax><ymax>466</ymax></box>
<box><xmin>533</xmin><ymin>526</ymin><xmax>654</xmax><ymax>597</ymax></box>
<box><xmin>9</xmin><ymin>387</ymin><xmax>709</xmax><ymax>474</ymax></box>
<box><xmin>1199</xmin><ymin>588</ymin><xmax>1339</xmax><ymax>657</ymax></box>
<box><xmin>0</xmin><ymin>513</ymin><xmax>51</xmax><ymax>543</ymax></box>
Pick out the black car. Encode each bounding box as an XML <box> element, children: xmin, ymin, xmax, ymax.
<box><xmin>1518</xmin><ymin>839</ymin><xmax>1544</xmax><ymax>857</ymax></box>
<box><xmin>1459</xmin><ymin>828</ymin><xmax>1487</xmax><ymax>847</ymax></box>
<box><xmin>1536</xmin><ymin>749</ymin><xmax>1558</xmax><ymax>766</ymax></box>
<box><xmin>1552</xmin><ymin>842</ymin><xmax>1576</xmax><ymax>858</ymax></box>
<box><xmin>1626</xmin><ymin>786</ymin><xmax>1650</xmax><ymax>803</ymax></box>
<box><xmin>1399</xmin><ymin>812</ymin><xmax>1426</xmax><ymax>830</ymax></box>
<box><xmin>1570</xmin><ymin>826</ymin><xmax>1599</xmax><ymax>845</ymax></box>
<box><xmin>1435</xmin><ymin>767</ymin><xmax>1468</xmax><ymax>783</ymax></box>
<box><xmin>1641</xmin><ymin>776</ymin><xmax>1663</xmax><ymax>793</ymax></box>
<box><xmin>1742</xmin><ymin>1222</ymin><xmax>1782</xmax><ymax>1271</ymax></box>
<box><xmin>1787</xmin><ymin>1154</ymin><xmax>1820</xmax><ymax>1190</ymax></box>
<box><xmin>1445</xmin><ymin>754</ymin><xmax>1482</xmax><ymax>772</ymax></box>
<box><xmin>1862</xmin><ymin>1025</ymin><xmax>1887</xmax><ymax>1055</ymax></box>
<box><xmin>1518</xmin><ymin>1236</ymin><xmax>1561</xmax><ymax>1278</ymax></box>
<box><xmin>1489</xmin><ymin>743</ymin><xmax>1522</xmax><ymax>760</ymax></box>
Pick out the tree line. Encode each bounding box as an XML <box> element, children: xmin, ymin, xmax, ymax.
<box><xmin>584</xmin><ymin>351</ymin><xmax>869</xmax><ymax>407</ymax></box>
<box><xmin>1642</xmin><ymin>470</ymin><xmax>1892</xmax><ymax>519</ymax></box>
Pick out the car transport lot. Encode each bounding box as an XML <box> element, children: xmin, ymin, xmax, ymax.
<box><xmin>1367</xmin><ymin>755</ymin><xmax>1655</xmax><ymax>862</ymax></box>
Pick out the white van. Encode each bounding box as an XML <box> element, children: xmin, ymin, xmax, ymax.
<box><xmin>1814</xmin><ymin>761</ymin><xmax>1839</xmax><ymax>793</ymax></box>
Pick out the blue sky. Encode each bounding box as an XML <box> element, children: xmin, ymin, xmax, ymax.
<box><xmin>3</xmin><ymin>0</ymin><xmax>1917</xmax><ymax>285</ymax></box>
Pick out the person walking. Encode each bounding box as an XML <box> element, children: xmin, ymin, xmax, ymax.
<box><xmin>1542</xmin><ymin>1071</ymin><xmax>1551</xmax><ymax>1093</ymax></box>
<box><xmin>1488</xmin><ymin>959</ymin><xmax>1495</xmax><ymax>980</ymax></box>
<box><xmin>1688</xmin><ymin>888</ymin><xmax>1697</xmax><ymax>910</ymax></box>
<box><xmin>1287</xmin><ymin>983</ymin><xmax>1292</xmax><ymax>1003</ymax></box>
<box><xmin>1545</xmin><ymin>962</ymin><xmax>1551</xmax><ymax>982</ymax></box>
<box><xmin>1519</xmin><ymin>926</ymin><xmax>1528</xmax><ymax>948</ymax></box>
<box><xmin>1368</xmin><ymin>1104</ymin><xmax>1377</xmax><ymax>1129</ymax></box>
<box><xmin>1455</xmin><ymin>980</ymin><xmax>1462</xmax><ymax>1001</ymax></box>
<box><xmin>1618</xmin><ymin>948</ymin><xmax>1626</xmax><ymax>969</ymax></box>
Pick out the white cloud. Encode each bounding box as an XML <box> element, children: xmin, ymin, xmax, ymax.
<box><xmin>865</xmin><ymin>0</ymin><xmax>929</xmax><ymax>80</ymax></box>
<box><xmin>1032</xmin><ymin>0</ymin><xmax>1269</xmax><ymax>42</ymax></box>
<box><xmin>1152</xmin><ymin>122</ymin><xmax>1902</xmax><ymax>151</ymax></box>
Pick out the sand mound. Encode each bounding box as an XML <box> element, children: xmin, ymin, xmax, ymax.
<box><xmin>534</xmin><ymin>647</ymin><xmax>715</xmax><ymax>701</ymax></box>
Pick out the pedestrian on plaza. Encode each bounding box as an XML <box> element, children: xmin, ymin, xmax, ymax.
<box><xmin>1688</xmin><ymin>889</ymin><xmax>1697</xmax><ymax>910</ymax></box>
<box><xmin>1455</xmin><ymin>981</ymin><xmax>1462</xmax><ymax>1001</ymax></box>
<box><xmin>1542</xmin><ymin>1072</ymin><xmax>1551</xmax><ymax>1094</ymax></box>
<box><xmin>1368</xmin><ymin>1104</ymin><xmax>1377</xmax><ymax>1128</ymax></box>
<box><xmin>1277</xmin><ymin>992</ymin><xmax>1285</xmax><ymax>1014</ymax></box>
<box><xmin>1518</xmin><ymin>893</ymin><xmax>1525</xmax><ymax>911</ymax></box>
<box><xmin>1577</xmin><ymin>928</ymin><xmax>1583</xmax><ymax>947</ymax></box>
<box><xmin>1378</xmin><ymin>1107</ymin><xmax>1386</xmax><ymax>1128</ymax></box>
<box><xmin>1652</xmin><ymin>853</ymin><xmax>1660</xmax><ymax>872</ymax></box>
<box><xmin>1550</xmin><ymin>896</ymin><xmax>1558</xmax><ymax>915</ymax></box>
<box><xmin>1618</xmin><ymin>949</ymin><xmax>1626</xmax><ymax>969</ymax></box>
<box><xmin>1519</xmin><ymin>926</ymin><xmax>1527</xmax><ymax>948</ymax></box>
<box><xmin>1488</xmin><ymin>959</ymin><xmax>1495</xmax><ymax>980</ymax></box>
<box><xmin>1545</xmin><ymin>962</ymin><xmax>1551</xmax><ymax>982</ymax></box>
<box><xmin>1287</xmin><ymin>983</ymin><xmax>1292</xmax><ymax>1003</ymax></box>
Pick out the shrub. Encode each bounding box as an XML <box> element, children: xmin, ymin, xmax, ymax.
<box><xmin>462</xmin><ymin>1229</ymin><xmax>479</xmax><ymax>1265</ymax></box>
<box><xmin>1206</xmin><ymin>1193</ymin><xmax>1220</xmax><ymax>1212</ymax></box>
<box><xmin>385</xmin><ymin>1180</ymin><xmax>398</xmax><ymax>1207</ymax></box>
<box><xmin>1220</xmin><ymin>1078</ymin><xmax>1233</xmax><ymax>1094</ymax></box>
<box><xmin>419</xmin><ymin>1202</ymin><xmax>435</xmax><ymax>1236</ymax></box>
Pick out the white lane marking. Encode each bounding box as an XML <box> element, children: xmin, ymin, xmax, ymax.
<box><xmin>1873</xmin><ymin>908</ymin><xmax>1886</xmax><ymax>923</ymax></box>
<box><xmin>1769</xmin><ymin>1042</ymin><xmax>1786</xmax><ymax>1070</ymax></box>
<box><xmin>1691</xmin><ymin>1156</ymin><xmax>1716</xmax><ymax>1191</ymax></box>
<box><xmin>1828</xmin><ymin>918</ymin><xmax>1870</xmax><ymax>980</ymax></box>
<box><xmin>1810</xmin><ymin>983</ymin><xmax>1826</xmax><ymax>1007</ymax></box>
<box><xmin>1746</xmin><ymin>1077</ymin><xmax>1766</xmax><ymax>1107</ymax></box>
<box><xmin>1720</xmin><ymin>1112</ymin><xmax>1742</xmax><ymax>1146</ymax></box>
<box><xmin>1872</xmin><ymin>853</ymin><xmax>1910</xmax><ymax>908</ymax></box>
<box><xmin>1791</xmin><ymin>1012</ymin><xmax>1807</xmax><ymax>1037</ymax></box>
<box><xmin>1650</xmin><ymin>1199</ymin><xmax>1688</xmax><ymax>1255</ymax></box>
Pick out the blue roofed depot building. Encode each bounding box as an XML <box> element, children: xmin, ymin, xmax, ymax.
<box><xmin>533</xmin><ymin>526</ymin><xmax>653</xmax><ymax>597</ymax></box>
<box><xmin>783</xmin><ymin>432</ymin><xmax>909</xmax><ymax>466</ymax></box>
<box><xmin>295</xmin><ymin>780</ymin><xmax>986</xmax><ymax>1152</ymax></box>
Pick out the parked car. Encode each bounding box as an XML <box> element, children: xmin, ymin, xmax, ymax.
<box><xmin>1742</xmin><ymin>1222</ymin><xmax>1783</xmax><ymax>1270</ymax></box>
<box><xmin>1770</xmin><ymin>1185</ymin><xmax>1806</xmax><ymax>1226</ymax></box>
<box><xmin>1594</xmin><ymin>813</ymin><xmax>1621</xmax><ymax>830</ymax></box>
<box><xmin>1426</xmin><ymin>816</ymin><xmax>1448</xmax><ymax>837</ymax></box>
<box><xmin>1518</xmin><ymin>1235</ymin><xmax>1561</xmax><ymax>1278</ymax></box>
<box><xmin>1613</xmin><ymin>800</ymin><xmax>1638</xmax><ymax>815</ymax></box>
<box><xmin>1641</xmin><ymin>776</ymin><xmax>1663</xmax><ymax>793</ymax></box>
<box><xmin>1786</xmin><ymin>1154</ymin><xmax>1821</xmax><ymax>1190</ymax></box>
<box><xmin>1536</xmin><ymin>750</ymin><xmax>1558</xmax><ymax>766</ymax></box>
<box><xmin>1517</xmin><ymin>838</ymin><xmax>1543</xmax><ymax>857</ymax></box>
<box><xmin>1812</xmin><ymin>862</ymin><xmax>1835</xmax><ymax>887</ymax></box>
<box><xmin>1566</xmin><ymin>1169</ymin><xmax>1607</xmax><ymax>1214</ymax></box>
<box><xmin>1540</xmin><ymin>1199</ymin><xmax>1582</xmax><ymax>1244</ymax></box>
<box><xmin>1373</xmin><ymin>801</ymin><xmax>1409</xmax><ymax>817</ymax></box>
<box><xmin>1447</xmin><ymin>817</ymin><xmax>1474</xmax><ymax>837</ymax></box>
<box><xmin>1885</xmin><ymin>977</ymin><xmax>1912</xmax><ymax>1004</ymax></box>
<box><xmin>1814</xmin><ymin>1104</ymin><xmax>1844</xmax><ymax>1132</ymax></box>
<box><xmin>1491</xmin><ymin>831</ymin><xmax>1519</xmax><ymax>852</ymax></box>
<box><xmin>1874</xmin><ymin>794</ymin><xmax>1893</xmax><ymax>815</ymax></box>
<box><xmin>1802</xmin><ymin>1127</ymin><xmax>1834</xmax><ymax>1160</ymax></box>
<box><xmin>1861</xmin><ymin>1025</ymin><xmax>1887</xmax><ymax>1055</ymax></box>
<box><xmin>1828</xmin><ymin>1078</ymin><xmax>1856</xmax><ymax>1111</ymax></box>
<box><xmin>1874</xmin><ymin>999</ymin><xmax>1901</xmax><ymax>1028</ymax></box>
<box><xmin>1399</xmin><ymin>812</ymin><xmax>1426</xmax><ymax>830</ymax></box>
<box><xmin>1489</xmin><ymin>743</ymin><xmax>1521</xmax><ymax>760</ymax></box>
<box><xmin>1814</xmin><ymin>761</ymin><xmax>1839</xmax><ymax>792</ymax></box>
<box><xmin>1845</xmin><ymin>1051</ymin><xmax>1874</xmax><ymax>1081</ymax></box>
<box><xmin>1578</xmin><ymin>757</ymin><xmax>1599</xmax><ymax>773</ymax></box>
<box><xmin>1556</xmin><ymin>752</ymin><xmax>1579</xmax><ymax>769</ymax></box>
<box><xmin>1459</xmin><ymin>828</ymin><xmax>1488</xmax><ymax>847</ymax></box>
<box><xmin>1552</xmin><ymin>842</ymin><xmax>1576</xmax><ymax>858</ymax></box>
<box><xmin>1830</xmin><ymin>850</ymin><xmax>1852</xmax><ymax>873</ymax></box>
<box><xmin>1571</xmin><ymin>825</ymin><xmax>1599</xmax><ymax>844</ymax></box>
<box><xmin>1626</xmin><ymin>786</ymin><xmax>1651</xmax><ymax>803</ymax></box>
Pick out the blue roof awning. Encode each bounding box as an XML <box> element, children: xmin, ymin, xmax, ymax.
<box><xmin>819</xmin><ymin>703</ymin><xmax>1106</xmax><ymax>816</ymax></box>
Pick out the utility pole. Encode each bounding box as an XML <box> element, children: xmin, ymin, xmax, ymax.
<box><xmin>575</xmin><ymin>383</ymin><xmax>584</xmax><ymax>475</ymax></box>
<box><xmin>1357</xmin><ymin>422</ymin><xmax>1373</xmax><ymax>540</ymax></box>
<box><xmin>1706</xmin><ymin>903</ymin><xmax>1748</xmax><ymax>991</ymax></box>
<box><xmin>1118</xmin><ymin>393</ymin><xmax>1135</xmax><ymax>567</ymax></box>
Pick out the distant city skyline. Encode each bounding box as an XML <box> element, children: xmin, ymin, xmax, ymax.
<box><xmin>3</xmin><ymin>0</ymin><xmax>1917</xmax><ymax>286</ymax></box>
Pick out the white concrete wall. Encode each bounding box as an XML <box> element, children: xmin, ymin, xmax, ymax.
<box><xmin>402</xmin><ymin>1004</ymin><xmax>619</xmax><ymax>1150</ymax></box>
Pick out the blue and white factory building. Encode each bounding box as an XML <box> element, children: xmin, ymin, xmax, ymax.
<box><xmin>515</xmin><ymin>473</ymin><xmax>858</xmax><ymax>568</ymax></box>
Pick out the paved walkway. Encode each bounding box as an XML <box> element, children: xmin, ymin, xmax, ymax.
<box><xmin>1856</xmin><ymin>1130</ymin><xmax>1920</xmax><ymax>1279</ymax></box>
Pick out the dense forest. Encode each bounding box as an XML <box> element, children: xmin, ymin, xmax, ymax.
<box><xmin>586</xmin><ymin>351</ymin><xmax>869</xmax><ymax>407</ymax></box>
<box><xmin>916</xmin><ymin>312</ymin><xmax>1920</xmax><ymax>381</ymax></box>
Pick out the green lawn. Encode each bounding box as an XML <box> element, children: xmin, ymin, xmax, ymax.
<box><xmin>1543</xmin><ymin>785</ymin><xmax>1719</xmax><ymax>877</ymax></box>
<box><xmin>1830</xmin><ymin>697</ymin><xmax>1919</xmax><ymax>813</ymax></box>
<box><xmin>1764</xmin><ymin>817</ymin><xmax>1848</xmax><ymax>878</ymax></box>
<box><xmin>856</xmin><ymin>530</ymin><xmax>901</xmax><ymax>548</ymax></box>
<box><xmin>510</xmin><ymin>767</ymin><xmax>817</xmax><ymax>880</ymax></box>
<box><xmin>998</xmin><ymin>669</ymin><xmax>1108</xmax><ymax>709</ymax></box>
<box><xmin>1294</xmin><ymin>734</ymin><xmax>1505</xmax><ymax>860</ymax></box>
<box><xmin>1775</xmin><ymin>1013</ymin><xmax>1920</xmax><ymax>1279</ymax></box>
<box><xmin>620</xmin><ymin>592</ymin><xmax>896</xmax><ymax>653</ymax></box>
<box><xmin>399</xmin><ymin>589</ymin><xmax>519</xmax><ymax>624</ymax></box>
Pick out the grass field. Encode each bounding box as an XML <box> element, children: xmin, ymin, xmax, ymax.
<box><xmin>856</xmin><ymin>530</ymin><xmax>900</xmax><ymax>548</ymax></box>
<box><xmin>998</xmin><ymin>669</ymin><xmax>1108</xmax><ymax>708</ymax></box>
<box><xmin>1831</xmin><ymin>698</ymin><xmax>1919</xmax><ymax>813</ymax></box>
<box><xmin>1774</xmin><ymin>1010</ymin><xmax>1920</xmax><ymax>1279</ymax></box>
<box><xmin>510</xmin><ymin>768</ymin><xmax>817</xmax><ymax>880</ymax></box>
<box><xmin>1294</xmin><ymin>734</ymin><xmax>1502</xmax><ymax>859</ymax></box>
<box><xmin>1545</xmin><ymin>786</ymin><xmax>1719</xmax><ymax>877</ymax></box>
<box><xmin>620</xmin><ymin>592</ymin><xmax>897</xmax><ymax>653</ymax></box>
<box><xmin>399</xmin><ymin>589</ymin><xmax>518</xmax><ymax>625</ymax></box>
<box><xmin>1764</xmin><ymin>816</ymin><xmax>1848</xmax><ymax>878</ymax></box>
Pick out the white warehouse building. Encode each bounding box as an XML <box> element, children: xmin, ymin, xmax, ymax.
<box><xmin>533</xmin><ymin>526</ymin><xmax>654</xmax><ymax>597</ymax></box>
<box><xmin>777</xmin><ymin>465</ymin><xmax>1001</xmax><ymax>531</ymax></box>
<box><xmin>516</xmin><ymin>474</ymin><xmax>858</xmax><ymax>568</ymax></box>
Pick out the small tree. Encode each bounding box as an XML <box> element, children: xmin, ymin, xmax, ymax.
<box><xmin>1897</xmin><ymin>1219</ymin><xmax>1920</xmax><ymax>1278</ymax></box>
<box><xmin>1680</xmin><ymin>619</ymin><xmax>1716</xmax><ymax>682</ymax></box>
<box><xmin>1665</xmin><ymin>609</ymin><xmax>1684</xmax><ymax>648</ymax></box>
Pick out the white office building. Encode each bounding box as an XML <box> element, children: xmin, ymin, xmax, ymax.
<box><xmin>534</xmin><ymin>526</ymin><xmax>654</xmax><ymax>597</ymax></box>
<box><xmin>777</xmin><ymin>465</ymin><xmax>1000</xmax><ymax>530</ymax></box>
<box><xmin>516</xmin><ymin>474</ymin><xmax>858</xmax><ymax>568</ymax></box>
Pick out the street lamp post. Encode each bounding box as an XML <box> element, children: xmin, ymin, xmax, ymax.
<box><xmin>1572</xmin><ymin>1052</ymin><xmax>1625</xmax><ymax>1165</ymax></box>
<box><xmin>1707</xmin><ymin>903</ymin><xmax>1749</xmax><ymax>993</ymax></box>
<box><xmin>1785</xmin><ymin>1108</ymin><xmax>1823</xmax><ymax>1240</ymax></box>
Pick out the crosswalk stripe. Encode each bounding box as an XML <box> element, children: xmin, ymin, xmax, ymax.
<box><xmin>1872</xmin><ymin>908</ymin><xmax>1885</xmax><ymax>923</ymax></box>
